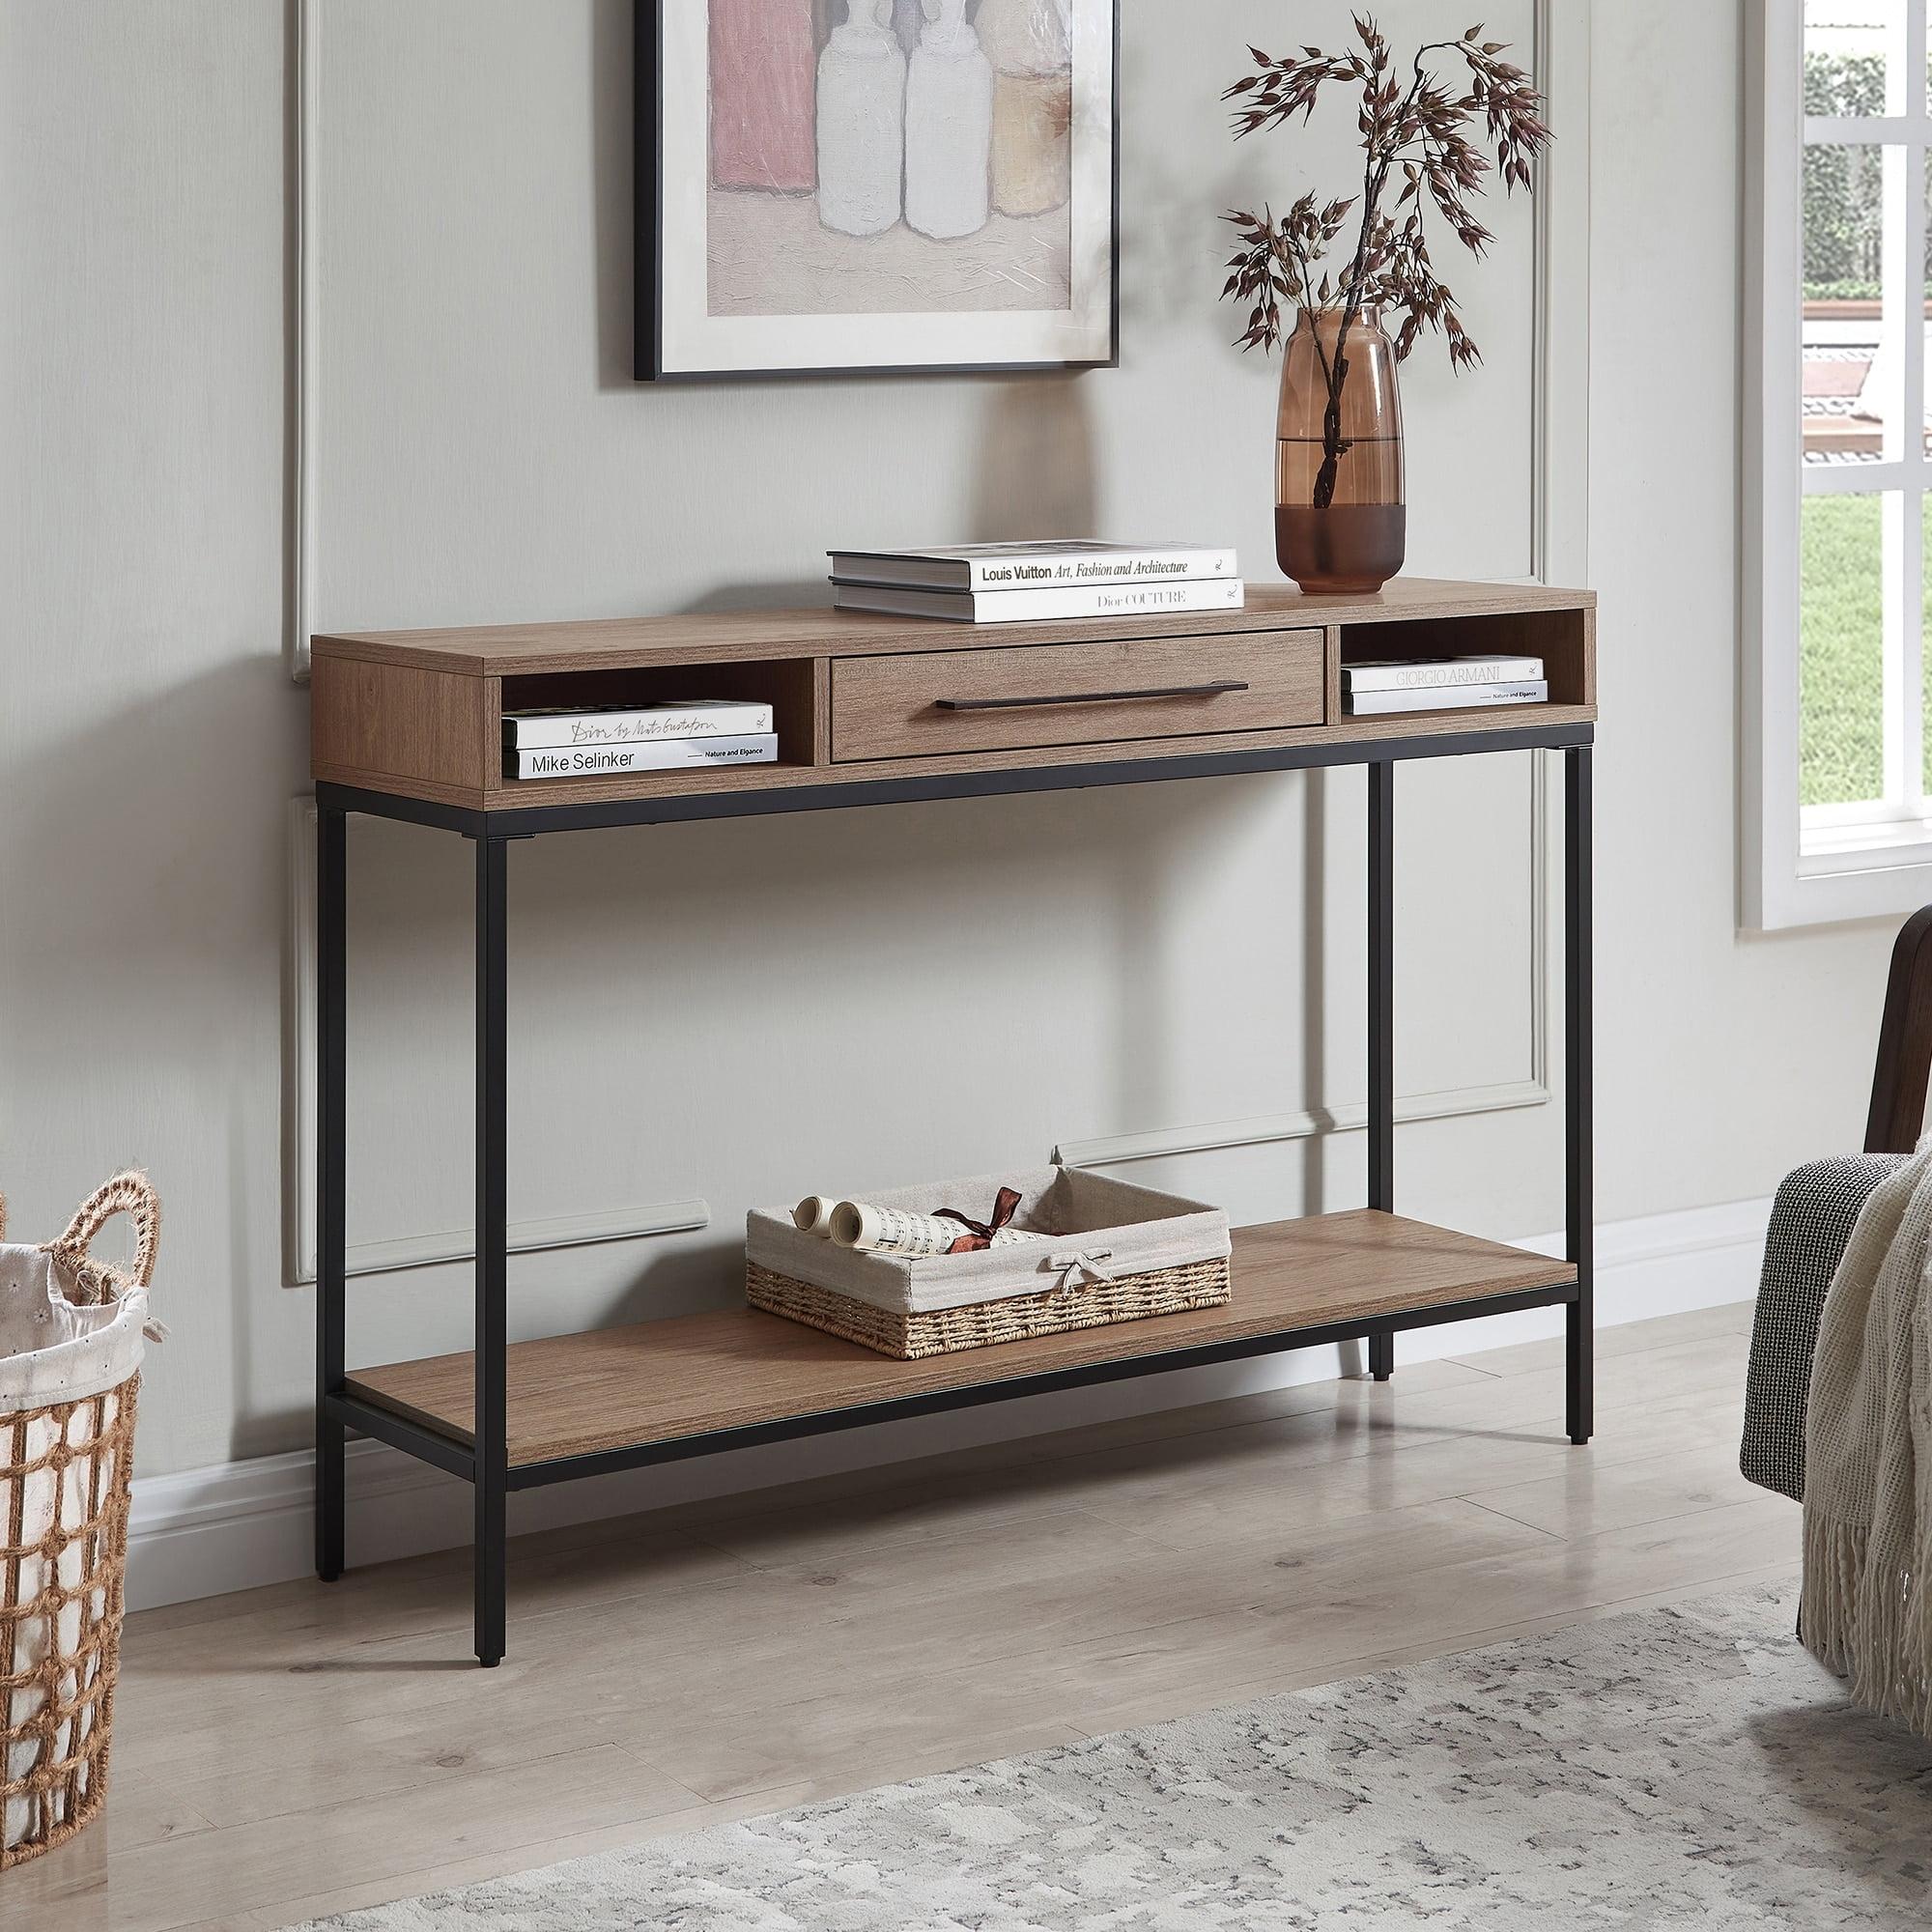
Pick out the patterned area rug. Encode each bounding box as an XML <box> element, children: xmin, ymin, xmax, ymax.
<box><xmin>304</xmin><ymin>1584</ymin><xmax>1932</xmax><ymax>1930</ymax></box>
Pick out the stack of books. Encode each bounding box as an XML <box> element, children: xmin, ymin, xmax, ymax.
<box><xmin>503</xmin><ymin>699</ymin><xmax>777</xmax><ymax>781</ymax></box>
<box><xmin>828</xmin><ymin>540</ymin><xmax>1241</xmax><ymax>624</ymax></box>
<box><xmin>1343</xmin><ymin>655</ymin><xmax>1548</xmax><ymax>716</ymax></box>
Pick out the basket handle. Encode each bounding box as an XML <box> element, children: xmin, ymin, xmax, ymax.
<box><xmin>47</xmin><ymin>1171</ymin><xmax>161</xmax><ymax>1293</ymax></box>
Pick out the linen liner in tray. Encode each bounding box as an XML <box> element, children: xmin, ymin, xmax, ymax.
<box><xmin>745</xmin><ymin>1165</ymin><xmax>1231</xmax><ymax>1315</ymax></box>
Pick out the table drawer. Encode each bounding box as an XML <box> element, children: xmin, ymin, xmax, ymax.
<box><xmin>830</xmin><ymin>629</ymin><xmax>1324</xmax><ymax>762</ymax></box>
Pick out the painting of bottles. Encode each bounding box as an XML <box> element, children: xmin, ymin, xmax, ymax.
<box><xmin>639</xmin><ymin>0</ymin><xmax>1118</xmax><ymax>379</ymax></box>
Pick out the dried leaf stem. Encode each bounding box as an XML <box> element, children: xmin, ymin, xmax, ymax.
<box><xmin>1220</xmin><ymin>15</ymin><xmax>1551</xmax><ymax>506</ymax></box>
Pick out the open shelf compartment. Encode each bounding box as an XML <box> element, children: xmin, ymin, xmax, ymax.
<box><xmin>496</xmin><ymin>656</ymin><xmax>822</xmax><ymax>781</ymax></box>
<box><xmin>343</xmin><ymin>1210</ymin><xmax>1577</xmax><ymax>1471</ymax></box>
<box><xmin>1337</xmin><ymin>605</ymin><xmax>1595</xmax><ymax>719</ymax></box>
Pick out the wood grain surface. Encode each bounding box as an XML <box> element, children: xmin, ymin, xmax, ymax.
<box><xmin>829</xmin><ymin>629</ymin><xmax>1323</xmax><ymax>761</ymax></box>
<box><xmin>1338</xmin><ymin>605</ymin><xmax>1597</xmax><ymax>708</ymax></box>
<box><xmin>346</xmin><ymin>1211</ymin><xmax>1578</xmax><ymax>1467</ymax></box>
<box><xmin>308</xmin><ymin>580</ymin><xmax>1597</xmax><ymax>811</ymax></box>
<box><xmin>311</xmin><ymin>580</ymin><xmax>1596</xmax><ymax>676</ymax></box>
<box><xmin>309</xmin><ymin>656</ymin><xmax>497</xmax><ymax>796</ymax></box>
<box><xmin>312</xmin><ymin>704</ymin><xmax>1597</xmax><ymax>813</ymax></box>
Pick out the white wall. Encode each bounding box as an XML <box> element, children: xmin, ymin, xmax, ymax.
<box><xmin>0</xmin><ymin>0</ymin><xmax>310</xmax><ymax>1470</ymax></box>
<box><xmin>1586</xmin><ymin>0</ymin><xmax>1895</xmax><ymax>1214</ymax></box>
<box><xmin>0</xmin><ymin>0</ymin><xmax>1889</xmax><ymax>1521</ymax></box>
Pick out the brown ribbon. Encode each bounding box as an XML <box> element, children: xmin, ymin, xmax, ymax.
<box><xmin>934</xmin><ymin>1184</ymin><xmax>1025</xmax><ymax>1254</ymax></box>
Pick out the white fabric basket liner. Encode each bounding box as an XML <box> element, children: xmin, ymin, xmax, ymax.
<box><xmin>0</xmin><ymin>1245</ymin><xmax>148</xmax><ymax>1413</ymax></box>
<box><xmin>748</xmin><ymin>1165</ymin><xmax>1231</xmax><ymax>1315</ymax></box>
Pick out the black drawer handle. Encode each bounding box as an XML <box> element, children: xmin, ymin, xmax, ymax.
<box><xmin>935</xmin><ymin>679</ymin><xmax>1249</xmax><ymax>713</ymax></box>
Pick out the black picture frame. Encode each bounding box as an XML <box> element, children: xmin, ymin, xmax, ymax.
<box><xmin>633</xmin><ymin>0</ymin><xmax>1121</xmax><ymax>383</ymax></box>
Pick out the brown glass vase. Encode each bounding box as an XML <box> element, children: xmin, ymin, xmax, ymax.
<box><xmin>1275</xmin><ymin>308</ymin><xmax>1406</xmax><ymax>594</ymax></box>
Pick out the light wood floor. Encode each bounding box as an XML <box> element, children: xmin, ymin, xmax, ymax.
<box><xmin>16</xmin><ymin>1303</ymin><xmax>1794</xmax><ymax>1932</ymax></box>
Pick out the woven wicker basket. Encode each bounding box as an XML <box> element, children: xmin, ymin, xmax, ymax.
<box><xmin>748</xmin><ymin>1253</ymin><xmax>1231</xmax><ymax>1359</ymax></box>
<box><xmin>0</xmin><ymin>1174</ymin><xmax>157</xmax><ymax>1872</ymax></box>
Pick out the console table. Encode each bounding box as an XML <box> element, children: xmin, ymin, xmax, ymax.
<box><xmin>309</xmin><ymin>577</ymin><xmax>1596</xmax><ymax>1667</ymax></box>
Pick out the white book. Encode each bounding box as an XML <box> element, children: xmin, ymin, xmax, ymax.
<box><xmin>1345</xmin><ymin>681</ymin><xmax>1548</xmax><ymax>716</ymax></box>
<box><xmin>508</xmin><ymin>733</ymin><xmax>779</xmax><ymax>780</ymax></box>
<box><xmin>505</xmin><ymin>699</ymin><xmax>774</xmax><ymax>749</ymax></box>
<box><xmin>1343</xmin><ymin>655</ymin><xmax>1545</xmax><ymax>694</ymax></box>
<box><xmin>831</xmin><ymin>578</ymin><xmax>1246</xmax><ymax>625</ymax></box>
<box><xmin>829</xmin><ymin>540</ymin><xmax>1238</xmax><ymax>592</ymax></box>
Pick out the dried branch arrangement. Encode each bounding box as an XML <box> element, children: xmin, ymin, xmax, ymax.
<box><xmin>1221</xmin><ymin>16</ymin><xmax>1549</xmax><ymax>366</ymax></box>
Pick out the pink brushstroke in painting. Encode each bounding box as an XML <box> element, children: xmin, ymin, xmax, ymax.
<box><xmin>709</xmin><ymin>0</ymin><xmax>816</xmax><ymax>191</ymax></box>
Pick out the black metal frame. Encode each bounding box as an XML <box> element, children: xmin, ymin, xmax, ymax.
<box><xmin>314</xmin><ymin>722</ymin><xmax>1595</xmax><ymax>1666</ymax></box>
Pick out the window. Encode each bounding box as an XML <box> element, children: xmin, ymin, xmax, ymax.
<box><xmin>1747</xmin><ymin>1</ymin><xmax>1932</xmax><ymax>925</ymax></box>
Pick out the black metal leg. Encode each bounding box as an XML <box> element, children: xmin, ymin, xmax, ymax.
<box><xmin>1368</xmin><ymin>761</ymin><xmax>1395</xmax><ymax>1382</ymax></box>
<box><xmin>474</xmin><ymin>834</ymin><xmax>509</xmax><ymax>1666</ymax></box>
<box><xmin>1564</xmin><ymin>748</ymin><xmax>1594</xmax><ymax>1445</ymax></box>
<box><xmin>316</xmin><ymin>803</ymin><xmax>348</xmax><ymax>1582</ymax></box>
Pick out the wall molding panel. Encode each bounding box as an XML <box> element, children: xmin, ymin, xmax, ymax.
<box><xmin>293</xmin><ymin>1199</ymin><xmax>714</xmax><ymax>1290</ymax></box>
<box><xmin>1060</xmin><ymin>749</ymin><xmax>1554</xmax><ymax>1171</ymax></box>
<box><xmin>288</xmin><ymin>0</ymin><xmax>319</xmax><ymax>679</ymax></box>
<box><xmin>286</xmin><ymin>739</ymin><xmax>1547</xmax><ymax>1285</ymax></box>
<box><xmin>283</xmin><ymin>0</ymin><xmax>1589</xmax><ymax>673</ymax></box>
<box><xmin>275</xmin><ymin>8</ymin><xmax>1591</xmax><ymax>1296</ymax></box>
<box><xmin>281</xmin><ymin>797</ymin><xmax>711</xmax><ymax>1285</ymax></box>
<box><xmin>1529</xmin><ymin>0</ymin><xmax>1592</xmax><ymax>588</ymax></box>
<box><xmin>1055</xmin><ymin>1083</ymin><xmax>1550</xmax><ymax>1173</ymax></box>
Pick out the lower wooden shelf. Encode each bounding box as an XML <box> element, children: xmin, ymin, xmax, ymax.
<box><xmin>345</xmin><ymin>1210</ymin><xmax>1575</xmax><ymax>1470</ymax></box>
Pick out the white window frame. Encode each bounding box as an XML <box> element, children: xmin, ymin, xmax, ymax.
<box><xmin>1746</xmin><ymin>0</ymin><xmax>1932</xmax><ymax>928</ymax></box>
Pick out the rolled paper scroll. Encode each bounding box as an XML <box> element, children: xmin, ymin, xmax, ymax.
<box><xmin>792</xmin><ymin>1195</ymin><xmax>838</xmax><ymax>1236</ymax></box>
<box><xmin>830</xmin><ymin>1200</ymin><xmax>1040</xmax><ymax>1257</ymax></box>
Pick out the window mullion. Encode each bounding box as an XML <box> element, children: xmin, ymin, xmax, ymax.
<box><xmin>1878</xmin><ymin>139</ymin><xmax>1909</xmax><ymax>808</ymax></box>
<box><xmin>1803</xmin><ymin>459</ymin><xmax>1914</xmax><ymax>494</ymax></box>
<box><xmin>1906</xmin><ymin>0</ymin><xmax>1929</xmax><ymax>119</ymax></box>
<box><xmin>1806</xmin><ymin>114</ymin><xmax>1916</xmax><ymax>142</ymax></box>
<box><xmin>1906</xmin><ymin>124</ymin><xmax>1928</xmax><ymax>810</ymax></box>
<box><xmin>1908</xmin><ymin>0</ymin><xmax>1930</xmax><ymax>811</ymax></box>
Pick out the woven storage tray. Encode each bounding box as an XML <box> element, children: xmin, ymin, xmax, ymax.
<box><xmin>745</xmin><ymin>1165</ymin><xmax>1232</xmax><ymax>1360</ymax></box>
<box><xmin>748</xmin><ymin>1253</ymin><xmax>1231</xmax><ymax>1359</ymax></box>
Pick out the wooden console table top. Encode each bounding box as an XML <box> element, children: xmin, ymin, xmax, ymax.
<box><xmin>309</xmin><ymin>577</ymin><xmax>1596</xmax><ymax>815</ymax></box>
<box><xmin>312</xmin><ymin>578</ymin><xmax>1594</xmax><ymax>675</ymax></box>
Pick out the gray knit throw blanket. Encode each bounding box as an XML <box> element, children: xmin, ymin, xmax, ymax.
<box><xmin>1803</xmin><ymin>1137</ymin><xmax>1932</xmax><ymax>1734</ymax></box>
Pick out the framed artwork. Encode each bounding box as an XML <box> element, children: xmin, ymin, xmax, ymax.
<box><xmin>635</xmin><ymin>0</ymin><xmax>1119</xmax><ymax>381</ymax></box>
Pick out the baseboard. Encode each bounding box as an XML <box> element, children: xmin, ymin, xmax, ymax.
<box><xmin>126</xmin><ymin>1193</ymin><xmax>1773</xmax><ymax>1614</ymax></box>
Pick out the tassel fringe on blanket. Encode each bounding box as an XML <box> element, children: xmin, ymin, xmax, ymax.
<box><xmin>1800</xmin><ymin>1137</ymin><xmax>1932</xmax><ymax>1736</ymax></box>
